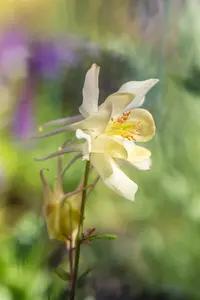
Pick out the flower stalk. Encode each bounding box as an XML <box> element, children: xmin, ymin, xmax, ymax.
<box><xmin>68</xmin><ymin>160</ymin><xmax>91</xmax><ymax>300</ymax></box>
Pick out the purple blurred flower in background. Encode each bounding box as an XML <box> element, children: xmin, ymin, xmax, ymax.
<box><xmin>0</xmin><ymin>28</ymin><xmax>29</xmax><ymax>82</ymax></box>
<box><xmin>13</xmin><ymin>79</ymin><xmax>35</xmax><ymax>141</ymax></box>
<box><xmin>30</xmin><ymin>39</ymin><xmax>77</xmax><ymax>78</ymax></box>
<box><xmin>0</xmin><ymin>27</ymin><xmax>99</xmax><ymax>140</ymax></box>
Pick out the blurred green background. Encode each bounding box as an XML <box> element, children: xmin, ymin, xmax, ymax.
<box><xmin>1</xmin><ymin>0</ymin><xmax>200</xmax><ymax>299</ymax></box>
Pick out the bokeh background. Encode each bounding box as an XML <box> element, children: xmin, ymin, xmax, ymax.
<box><xmin>1</xmin><ymin>0</ymin><xmax>200</xmax><ymax>299</ymax></box>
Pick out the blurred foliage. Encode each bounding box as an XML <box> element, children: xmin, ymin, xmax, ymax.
<box><xmin>1</xmin><ymin>0</ymin><xmax>200</xmax><ymax>299</ymax></box>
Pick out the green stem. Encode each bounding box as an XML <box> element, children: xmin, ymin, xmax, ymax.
<box><xmin>69</xmin><ymin>160</ymin><xmax>90</xmax><ymax>300</ymax></box>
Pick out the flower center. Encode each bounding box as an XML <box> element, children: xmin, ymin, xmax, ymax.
<box><xmin>104</xmin><ymin>111</ymin><xmax>141</xmax><ymax>141</ymax></box>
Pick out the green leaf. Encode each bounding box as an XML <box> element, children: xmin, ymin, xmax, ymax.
<box><xmin>95</xmin><ymin>234</ymin><xmax>117</xmax><ymax>240</ymax></box>
<box><xmin>54</xmin><ymin>268</ymin><xmax>70</xmax><ymax>281</ymax></box>
<box><xmin>84</xmin><ymin>234</ymin><xmax>117</xmax><ymax>241</ymax></box>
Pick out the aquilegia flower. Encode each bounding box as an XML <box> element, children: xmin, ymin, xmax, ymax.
<box><xmin>36</xmin><ymin>64</ymin><xmax>159</xmax><ymax>201</ymax></box>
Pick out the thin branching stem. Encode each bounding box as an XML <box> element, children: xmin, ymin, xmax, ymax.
<box><xmin>62</xmin><ymin>154</ymin><xmax>82</xmax><ymax>177</ymax></box>
<box><xmin>61</xmin><ymin>184</ymin><xmax>92</xmax><ymax>203</ymax></box>
<box><xmin>87</xmin><ymin>175</ymin><xmax>100</xmax><ymax>198</ymax></box>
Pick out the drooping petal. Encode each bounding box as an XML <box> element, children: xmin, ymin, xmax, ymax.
<box><xmin>91</xmin><ymin>134</ymin><xmax>128</xmax><ymax>159</ymax></box>
<box><xmin>99</xmin><ymin>92</ymin><xmax>135</xmax><ymax>117</ymax></box>
<box><xmin>91</xmin><ymin>153</ymin><xmax>138</xmax><ymax>201</ymax></box>
<box><xmin>90</xmin><ymin>153</ymin><xmax>113</xmax><ymax>178</ymax></box>
<box><xmin>134</xmin><ymin>158</ymin><xmax>152</xmax><ymax>170</ymax></box>
<box><xmin>118</xmin><ymin>79</ymin><xmax>159</xmax><ymax>110</ymax></box>
<box><xmin>79</xmin><ymin>64</ymin><xmax>100</xmax><ymax>117</ymax></box>
<box><xmin>121</xmin><ymin>139</ymin><xmax>151</xmax><ymax>164</ymax></box>
<box><xmin>72</xmin><ymin>108</ymin><xmax>111</xmax><ymax>137</ymax></box>
<box><xmin>76</xmin><ymin>130</ymin><xmax>128</xmax><ymax>160</ymax></box>
<box><xmin>128</xmin><ymin>108</ymin><xmax>155</xmax><ymax>142</ymax></box>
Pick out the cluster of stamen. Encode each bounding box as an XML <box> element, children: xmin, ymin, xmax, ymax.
<box><xmin>111</xmin><ymin>111</ymin><xmax>131</xmax><ymax>124</ymax></box>
<box><xmin>107</xmin><ymin>111</ymin><xmax>142</xmax><ymax>141</ymax></box>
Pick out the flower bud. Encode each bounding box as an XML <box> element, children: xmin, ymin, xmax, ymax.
<box><xmin>40</xmin><ymin>156</ymin><xmax>82</xmax><ymax>246</ymax></box>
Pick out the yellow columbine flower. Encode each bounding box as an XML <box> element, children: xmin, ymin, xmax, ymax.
<box><xmin>40</xmin><ymin>156</ymin><xmax>82</xmax><ymax>246</ymax></box>
<box><xmin>71</xmin><ymin>64</ymin><xmax>159</xmax><ymax>201</ymax></box>
<box><xmin>36</xmin><ymin>64</ymin><xmax>159</xmax><ymax>202</ymax></box>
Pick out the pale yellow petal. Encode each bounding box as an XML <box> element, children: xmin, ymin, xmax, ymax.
<box><xmin>79</xmin><ymin>64</ymin><xmax>100</xmax><ymax>117</ymax></box>
<box><xmin>99</xmin><ymin>92</ymin><xmax>135</xmax><ymax>117</ymax></box>
<box><xmin>91</xmin><ymin>153</ymin><xmax>138</xmax><ymax>201</ymax></box>
<box><xmin>130</xmin><ymin>146</ymin><xmax>151</xmax><ymax>163</ymax></box>
<box><xmin>118</xmin><ymin>79</ymin><xmax>159</xmax><ymax>109</ymax></box>
<box><xmin>128</xmin><ymin>108</ymin><xmax>155</xmax><ymax>142</ymax></box>
<box><xmin>134</xmin><ymin>158</ymin><xmax>152</xmax><ymax>170</ymax></box>
<box><xmin>91</xmin><ymin>135</ymin><xmax>128</xmax><ymax>159</ymax></box>
<box><xmin>72</xmin><ymin>108</ymin><xmax>111</xmax><ymax>137</ymax></box>
<box><xmin>122</xmin><ymin>140</ymin><xmax>151</xmax><ymax>164</ymax></box>
<box><xmin>90</xmin><ymin>153</ymin><xmax>113</xmax><ymax>179</ymax></box>
<box><xmin>76</xmin><ymin>130</ymin><xmax>128</xmax><ymax>160</ymax></box>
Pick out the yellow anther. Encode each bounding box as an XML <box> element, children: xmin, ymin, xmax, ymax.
<box><xmin>38</xmin><ymin>126</ymin><xmax>43</xmax><ymax>132</ymax></box>
<box><xmin>113</xmin><ymin>111</ymin><xmax>131</xmax><ymax>125</ymax></box>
